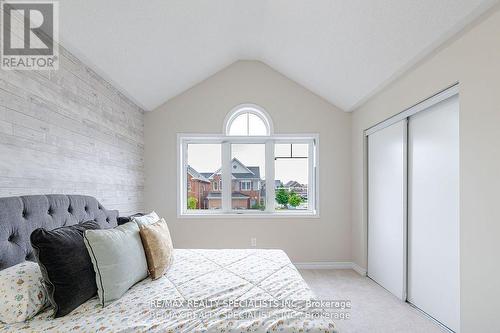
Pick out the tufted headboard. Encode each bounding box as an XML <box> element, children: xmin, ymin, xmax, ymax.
<box><xmin>0</xmin><ymin>194</ymin><xmax>118</xmax><ymax>271</ymax></box>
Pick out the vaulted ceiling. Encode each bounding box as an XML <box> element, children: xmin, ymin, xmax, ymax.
<box><xmin>59</xmin><ymin>0</ymin><xmax>497</xmax><ymax>111</ymax></box>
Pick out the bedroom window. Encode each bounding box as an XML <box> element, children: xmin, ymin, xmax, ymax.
<box><xmin>225</xmin><ymin>105</ymin><xmax>272</xmax><ymax>136</ymax></box>
<box><xmin>178</xmin><ymin>104</ymin><xmax>318</xmax><ymax>217</ymax></box>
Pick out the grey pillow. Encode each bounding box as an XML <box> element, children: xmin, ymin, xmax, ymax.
<box><xmin>31</xmin><ymin>221</ymin><xmax>101</xmax><ymax>317</ymax></box>
<box><xmin>83</xmin><ymin>222</ymin><xmax>148</xmax><ymax>306</ymax></box>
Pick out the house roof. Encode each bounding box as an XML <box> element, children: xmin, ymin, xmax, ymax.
<box><xmin>187</xmin><ymin>165</ymin><xmax>210</xmax><ymax>183</ymax></box>
<box><xmin>285</xmin><ymin>180</ymin><xmax>304</xmax><ymax>188</ymax></box>
<box><xmin>233</xmin><ymin>171</ymin><xmax>260</xmax><ymax>180</ymax></box>
<box><xmin>246</xmin><ymin>167</ymin><xmax>260</xmax><ymax>179</ymax></box>
<box><xmin>200</xmin><ymin>173</ymin><xmax>213</xmax><ymax>180</ymax></box>
<box><xmin>204</xmin><ymin>158</ymin><xmax>261</xmax><ymax>180</ymax></box>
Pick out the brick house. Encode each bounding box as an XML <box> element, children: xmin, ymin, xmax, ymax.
<box><xmin>187</xmin><ymin>166</ymin><xmax>210</xmax><ymax>209</ymax></box>
<box><xmin>187</xmin><ymin>158</ymin><xmax>263</xmax><ymax>210</ymax></box>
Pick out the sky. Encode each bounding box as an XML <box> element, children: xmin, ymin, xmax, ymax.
<box><xmin>187</xmin><ymin>143</ymin><xmax>308</xmax><ymax>184</ymax></box>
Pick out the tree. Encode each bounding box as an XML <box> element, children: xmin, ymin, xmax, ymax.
<box><xmin>187</xmin><ymin>196</ymin><xmax>198</xmax><ymax>209</ymax></box>
<box><xmin>288</xmin><ymin>192</ymin><xmax>302</xmax><ymax>208</ymax></box>
<box><xmin>251</xmin><ymin>199</ymin><xmax>265</xmax><ymax>210</ymax></box>
<box><xmin>275</xmin><ymin>188</ymin><xmax>290</xmax><ymax>208</ymax></box>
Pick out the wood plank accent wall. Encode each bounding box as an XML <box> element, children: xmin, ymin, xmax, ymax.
<box><xmin>0</xmin><ymin>47</ymin><xmax>144</xmax><ymax>215</ymax></box>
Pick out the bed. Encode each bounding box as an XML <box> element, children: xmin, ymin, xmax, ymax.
<box><xmin>0</xmin><ymin>195</ymin><xmax>336</xmax><ymax>332</ymax></box>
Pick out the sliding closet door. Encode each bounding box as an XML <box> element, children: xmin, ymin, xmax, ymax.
<box><xmin>367</xmin><ymin>120</ymin><xmax>406</xmax><ymax>300</ymax></box>
<box><xmin>407</xmin><ymin>95</ymin><xmax>459</xmax><ymax>332</ymax></box>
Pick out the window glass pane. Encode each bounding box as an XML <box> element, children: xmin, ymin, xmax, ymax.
<box><xmin>187</xmin><ymin>144</ymin><xmax>221</xmax><ymax>210</ymax></box>
<box><xmin>228</xmin><ymin>113</ymin><xmax>248</xmax><ymax>136</ymax></box>
<box><xmin>248</xmin><ymin>113</ymin><xmax>268</xmax><ymax>136</ymax></box>
<box><xmin>275</xmin><ymin>143</ymin><xmax>308</xmax><ymax>158</ymax></box>
<box><xmin>231</xmin><ymin>144</ymin><xmax>265</xmax><ymax>210</ymax></box>
<box><xmin>275</xmin><ymin>144</ymin><xmax>309</xmax><ymax>211</ymax></box>
<box><xmin>275</xmin><ymin>143</ymin><xmax>291</xmax><ymax>158</ymax></box>
<box><xmin>291</xmin><ymin>143</ymin><xmax>308</xmax><ymax>157</ymax></box>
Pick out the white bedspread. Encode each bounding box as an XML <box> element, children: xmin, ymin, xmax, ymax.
<box><xmin>0</xmin><ymin>249</ymin><xmax>336</xmax><ymax>332</ymax></box>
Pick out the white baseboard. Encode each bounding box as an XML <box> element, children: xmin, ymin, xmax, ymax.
<box><xmin>350</xmin><ymin>262</ymin><xmax>367</xmax><ymax>276</ymax></box>
<box><xmin>294</xmin><ymin>261</ymin><xmax>352</xmax><ymax>270</ymax></box>
<box><xmin>294</xmin><ymin>261</ymin><xmax>367</xmax><ymax>276</ymax></box>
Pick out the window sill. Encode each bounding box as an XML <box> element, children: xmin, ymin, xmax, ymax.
<box><xmin>178</xmin><ymin>211</ymin><xmax>320</xmax><ymax>219</ymax></box>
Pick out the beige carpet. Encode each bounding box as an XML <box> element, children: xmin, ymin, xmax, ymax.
<box><xmin>299</xmin><ymin>269</ymin><xmax>447</xmax><ymax>333</ymax></box>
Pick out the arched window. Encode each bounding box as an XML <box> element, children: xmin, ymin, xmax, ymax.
<box><xmin>224</xmin><ymin>104</ymin><xmax>272</xmax><ymax>136</ymax></box>
<box><xmin>179</xmin><ymin>103</ymin><xmax>318</xmax><ymax>217</ymax></box>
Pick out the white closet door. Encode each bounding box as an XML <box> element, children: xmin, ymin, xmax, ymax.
<box><xmin>368</xmin><ymin>120</ymin><xmax>406</xmax><ymax>300</ymax></box>
<box><xmin>408</xmin><ymin>95</ymin><xmax>459</xmax><ymax>332</ymax></box>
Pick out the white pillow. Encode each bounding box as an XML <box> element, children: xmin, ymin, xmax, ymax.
<box><xmin>132</xmin><ymin>211</ymin><xmax>160</xmax><ymax>227</ymax></box>
<box><xmin>0</xmin><ymin>261</ymin><xmax>48</xmax><ymax>324</ymax></box>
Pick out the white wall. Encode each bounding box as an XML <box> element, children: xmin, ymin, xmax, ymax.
<box><xmin>351</xmin><ymin>5</ymin><xmax>500</xmax><ymax>332</ymax></box>
<box><xmin>0</xmin><ymin>47</ymin><xmax>144</xmax><ymax>215</ymax></box>
<box><xmin>144</xmin><ymin>60</ymin><xmax>352</xmax><ymax>263</ymax></box>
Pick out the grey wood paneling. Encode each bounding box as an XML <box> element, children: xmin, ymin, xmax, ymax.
<box><xmin>0</xmin><ymin>47</ymin><xmax>144</xmax><ymax>215</ymax></box>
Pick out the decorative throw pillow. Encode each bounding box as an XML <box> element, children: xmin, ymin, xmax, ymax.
<box><xmin>139</xmin><ymin>218</ymin><xmax>174</xmax><ymax>279</ymax></box>
<box><xmin>117</xmin><ymin>213</ymin><xmax>144</xmax><ymax>225</ymax></box>
<box><xmin>0</xmin><ymin>261</ymin><xmax>47</xmax><ymax>324</ymax></box>
<box><xmin>30</xmin><ymin>221</ymin><xmax>101</xmax><ymax>318</ymax></box>
<box><xmin>84</xmin><ymin>222</ymin><xmax>148</xmax><ymax>306</ymax></box>
<box><xmin>132</xmin><ymin>211</ymin><xmax>160</xmax><ymax>227</ymax></box>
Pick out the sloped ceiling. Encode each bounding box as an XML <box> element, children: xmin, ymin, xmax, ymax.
<box><xmin>58</xmin><ymin>0</ymin><xmax>498</xmax><ymax>111</ymax></box>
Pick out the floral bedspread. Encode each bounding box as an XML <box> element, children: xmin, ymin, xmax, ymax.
<box><xmin>0</xmin><ymin>249</ymin><xmax>337</xmax><ymax>332</ymax></box>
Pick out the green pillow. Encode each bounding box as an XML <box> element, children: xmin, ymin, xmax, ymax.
<box><xmin>83</xmin><ymin>222</ymin><xmax>148</xmax><ymax>306</ymax></box>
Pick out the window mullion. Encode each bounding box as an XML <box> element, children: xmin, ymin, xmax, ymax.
<box><xmin>221</xmin><ymin>142</ymin><xmax>232</xmax><ymax>212</ymax></box>
<box><xmin>246</xmin><ymin>112</ymin><xmax>250</xmax><ymax>136</ymax></box>
<box><xmin>308</xmin><ymin>140</ymin><xmax>315</xmax><ymax>212</ymax></box>
<box><xmin>265</xmin><ymin>140</ymin><xmax>275</xmax><ymax>213</ymax></box>
<box><xmin>181</xmin><ymin>140</ymin><xmax>188</xmax><ymax>214</ymax></box>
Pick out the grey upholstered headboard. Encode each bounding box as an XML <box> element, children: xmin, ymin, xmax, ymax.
<box><xmin>0</xmin><ymin>194</ymin><xmax>118</xmax><ymax>271</ymax></box>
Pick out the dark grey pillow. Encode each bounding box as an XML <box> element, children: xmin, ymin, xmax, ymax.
<box><xmin>30</xmin><ymin>221</ymin><xmax>101</xmax><ymax>317</ymax></box>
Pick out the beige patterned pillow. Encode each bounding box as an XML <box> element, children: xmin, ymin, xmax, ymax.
<box><xmin>139</xmin><ymin>218</ymin><xmax>173</xmax><ymax>279</ymax></box>
<box><xmin>0</xmin><ymin>261</ymin><xmax>48</xmax><ymax>323</ymax></box>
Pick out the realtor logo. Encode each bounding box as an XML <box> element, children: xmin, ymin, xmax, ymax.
<box><xmin>1</xmin><ymin>1</ymin><xmax>59</xmax><ymax>70</ymax></box>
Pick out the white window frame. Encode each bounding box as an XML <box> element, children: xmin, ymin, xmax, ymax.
<box><xmin>177</xmin><ymin>133</ymin><xmax>319</xmax><ymax>218</ymax></box>
<box><xmin>224</xmin><ymin>104</ymin><xmax>273</xmax><ymax>136</ymax></box>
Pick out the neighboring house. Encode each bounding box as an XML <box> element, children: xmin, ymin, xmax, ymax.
<box><xmin>206</xmin><ymin>158</ymin><xmax>263</xmax><ymax>209</ymax></box>
<box><xmin>187</xmin><ymin>158</ymin><xmax>263</xmax><ymax>210</ymax></box>
<box><xmin>260</xmin><ymin>179</ymin><xmax>283</xmax><ymax>198</ymax></box>
<box><xmin>187</xmin><ymin>165</ymin><xmax>210</xmax><ymax>209</ymax></box>
<box><xmin>284</xmin><ymin>180</ymin><xmax>308</xmax><ymax>199</ymax></box>
<box><xmin>188</xmin><ymin>162</ymin><xmax>307</xmax><ymax>210</ymax></box>
<box><xmin>204</xmin><ymin>192</ymin><xmax>254</xmax><ymax>210</ymax></box>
